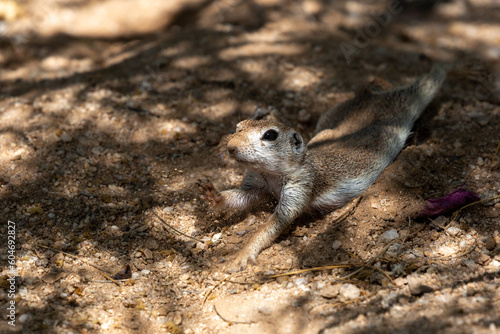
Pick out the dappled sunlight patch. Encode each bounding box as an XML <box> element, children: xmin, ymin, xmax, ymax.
<box><xmin>0</xmin><ymin>100</ymin><xmax>34</xmax><ymax>126</ymax></box>
<box><xmin>158</xmin><ymin>119</ymin><xmax>198</xmax><ymax>140</ymax></box>
<box><xmin>237</xmin><ymin>59</ymin><xmax>271</xmax><ymax>80</ymax></box>
<box><xmin>400</xmin><ymin>21</ymin><xmax>500</xmax><ymax>59</ymax></box>
<box><xmin>32</xmin><ymin>87</ymin><xmax>79</xmax><ymax>114</ymax></box>
<box><xmin>448</xmin><ymin>22</ymin><xmax>500</xmax><ymax>46</ymax></box>
<box><xmin>0</xmin><ymin>131</ymin><xmax>36</xmax><ymax>180</ymax></box>
<box><xmin>0</xmin><ymin>137</ymin><xmax>31</xmax><ymax>162</ymax></box>
<box><xmin>201</xmin><ymin>100</ymin><xmax>239</xmax><ymax>120</ymax></box>
<box><xmin>219</xmin><ymin>42</ymin><xmax>305</xmax><ymax>61</ymax></box>
<box><xmin>280</xmin><ymin>66</ymin><xmax>321</xmax><ymax>90</ymax></box>
<box><xmin>172</xmin><ymin>55</ymin><xmax>212</xmax><ymax>69</ymax></box>
<box><xmin>40</xmin><ymin>55</ymin><xmax>94</xmax><ymax>74</ymax></box>
<box><xmin>161</xmin><ymin>42</ymin><xmax>193</xmax><ymax>58</ymax></box>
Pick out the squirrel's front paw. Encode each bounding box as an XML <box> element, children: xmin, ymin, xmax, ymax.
<box><xmin>196</xmin><ymin>179</ymin><xmax>223</xmax><ymax>206</ymax></box>
<box><xmin>224</xmin><ymin>250</ymin><xmax>257</xmax><ymax>273</ymax></box>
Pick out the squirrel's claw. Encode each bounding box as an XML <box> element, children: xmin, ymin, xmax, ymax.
<box><xmin>224</xmin><ymin>250</ymin><xmax>258</xmax><ymax>273</ymax></box>
<box><xmin>196</xmin><ymin>179</ymin><xmax>223</xmax><ymax>206</ymax></box>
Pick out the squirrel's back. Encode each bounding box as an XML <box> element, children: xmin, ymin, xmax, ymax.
<box><xmin>314</xmin><ymin>66</ymin><xmax>446</xmax><ymax>135</ymax></box>
<box><xmin>308</xmin><ymin>66</ymin><xmax>446</xmax><ymax>211</ymax></box>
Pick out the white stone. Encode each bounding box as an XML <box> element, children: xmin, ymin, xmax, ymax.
<box><xmin>61</xmin><ymin>133</ymin><xmax>72</xmax><ymax>142</ymax></box>
<box><xmin>378</xmin><ymin>229</ymin><xmax>399</xmax><ymax>243</ymax></box>
<box><xmin>446</xmin><ymin>226</ymin><xmax>461</xmax><ymax>236</ymax></box>
<box><xmin>295</xmin><ymin>278</ymin><xmax>308</xmax><ymax>286</ymax></box>
<box><xmin>340</xmin><ymin>283</ymin><xmax>360</xmax><ymax>300</ymax></box>
<box><xmin>18</xmin><ymin>287</ymin><xmax>28</xmax><ymax>296</ymax></box>
<box><xmin>332</xmin><ymin>240</ymin><xmax>342</xmax><ymax>250</ymax></box>
<box><xmin>18</xmin><ymin>313</ymin><xmax>31</xmax><ymax>324</ymax></box>
<box><xmin>212</xmin><ymin>233</ymin><xmax>222</xmax><ymax>243</ymax></box>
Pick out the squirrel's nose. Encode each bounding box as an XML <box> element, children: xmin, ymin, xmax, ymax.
<box><xmin>227</xmin><ymin>146</ymin><xmax>237</xmax><ymax>156</ymax></box>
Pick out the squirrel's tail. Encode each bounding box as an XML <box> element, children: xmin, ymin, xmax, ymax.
<box><xmin>402</xmin><ymin>65</ymin><xmax>446</xmax><ymax>124</ymax></box>
<box><xmin>414</xmin><ymin>65</ymin><xmax>446</xmax><ymax>106</ymax></box>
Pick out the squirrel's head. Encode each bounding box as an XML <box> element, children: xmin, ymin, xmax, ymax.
<box><xmin>226</xmin><ymin>119</ymin><xmax>306</xmax><ymax>174</ymax></box>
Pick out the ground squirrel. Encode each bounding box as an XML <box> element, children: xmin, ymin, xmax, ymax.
<box><xmin>198</xmin><ymin>66</ymin><xmax>446</xmax><ymax>272</ymax></box>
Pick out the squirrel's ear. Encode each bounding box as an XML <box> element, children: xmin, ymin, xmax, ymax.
<box><xmin>290</xmin><ymin>132</ymin><xmax>304</xmax><ymax>154</ymax></box>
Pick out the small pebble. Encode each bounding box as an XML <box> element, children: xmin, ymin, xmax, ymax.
<box><xmin>387</xmin><ymin>243</ymin><xmax>402</xmax><ymax>256</ymax></box>
<box><xmin>212</xmin><ymin>233</ymin><xmax>222</xmax><ymax>243</ymax></box>
<box><xmin>18</xmin><ymin>313</ymin><xmax>31</xmax><ymax>324</ymax></box>
<box><xmin>144</xmin><ymin>238</ymin><xmax>159</xmax><ymax>250</ymax></box>
<box><xmin>484</xmin><ymin>236</ymin><xmax>497</xmax><ymax>251</ymax></box>
<box><xmin>381</xmin><ymin>292</ymin><xmax>399</xmax><ymax>308</ymax></box>
<box><xmin>173</xmin><ymin>313</ymin><xmax>183</xmax><ymax>325</ymax></box>
<box><xmin>143</xmin><ymin>249</ymin><xmax>153</xmax><ymax>259</ymax></box>
<box><xmin>18</xmin><ymin>287</ymin><xmax>28</xmax><ymax>297</ymax></box>
<box><xmin>156</xmin><ymin>306</ymin><xmax>170</xmax><ymax>316</ymax></box>
<box><xmin>447</xmin><ymin>226</ymin><xmax>462</xmax><ymax>236</ymax></box>
<box><xmin>295</xmin><ymin>278</ymin><xmax>308</xmax><ymax>286</ymax></box>
<box><xmin>407</xmin><ymin>276</ymin><xmax>433</xmax><ymax>296</ymax></box>
<box><xmin>370</xmin><ymin>199</ymin><xmax>381</xmax><ymax>209</ymax></box>
<box><xmin>340</xmin><ymin>283</ymin><xmax>360</xmax><ymax>300</ymax></box>
<box><xmin>61</xmin><ymin>133</ymin><xmax>72</xmax><ymax>142</ymax></box>
<box><xmin>476</xmin><ymin>253</ymin><xmax>491</xmax><ymax>265</ymax></box>
<box><xmin>378</xmin><ymin>229</ymin><xmax>399</xmax><ymax>243</ymax></box>
<box><xmin>319</xmin><ymin>284</ymin><xmax>341</xmax><ymax>299</ymax></box>
<box><xmin>332</xmin><ymin>240</ymin><xmax>342</xmax><ymax>250</ymax></box>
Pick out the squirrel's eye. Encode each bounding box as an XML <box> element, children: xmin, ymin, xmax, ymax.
<box><xmin>262</xmin><ymin>129</ymin><xmax>278</xmax><ymax>141</ymax></box>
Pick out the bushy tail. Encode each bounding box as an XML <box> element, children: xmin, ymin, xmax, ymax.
<box><xmin>394</xmin><ymin>65</ymin><xmax>446</xmax><ymax>127</ymax></box>
<box><xmin>405</xmin><ymin>65</ymin><xmax>447</xmax><ymax>123</ymax></box>
<box><xmin>414</xmin><ymin>65</ymin><xmax>446</xmax><ymax>105</ymax></box>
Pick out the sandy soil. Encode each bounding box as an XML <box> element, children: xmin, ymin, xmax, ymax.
<box><xmin>0</xmin><ymin>0</ymin><xmax>499</xmax><ymax>333</ymax></box>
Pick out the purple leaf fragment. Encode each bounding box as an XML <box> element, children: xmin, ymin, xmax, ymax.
<box><xmin>418</xmin><ymin>188</ymin><xmax>480</xmax><ymax>218</ymax></box>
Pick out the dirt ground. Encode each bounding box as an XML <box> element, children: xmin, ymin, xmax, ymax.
<box><xmin>1</xmin><ymin>0</ymin><xmax>499</xmax><ymax>333</ymax></box>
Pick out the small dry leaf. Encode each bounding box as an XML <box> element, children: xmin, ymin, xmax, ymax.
<box><xmin>74</xmin><ymin>286</ymin><xmax>83</xmax><ymax>296</ymax></box>
<box><xmin>27</xmin><ymin>203</ymin><xmax>43</xmax><ymax>215</ymax></box>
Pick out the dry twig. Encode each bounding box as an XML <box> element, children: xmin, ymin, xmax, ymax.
<box><xmin>451</xmin><ymin>195</ymin><xmax>500</xmax><ymax>221</ymax></box>
<box><xmin>35</xmin><ymin>244</ymin><xmax>122</xmax><ymax>285</ymax></box>
<box><xmin>213</xmin><ymin>304</ymin><xmax>254</xmax><ymax>325</ymax></box>
<box><xmin>489</xmin><ymin>139</ymin><xmax>500</xmax><ymax>167</ymax></box>
<box><xmin>202</xmin><ymin>274</ymin><xmax>231</xmax><ymax>308</ymax></box>
<box><xmin>152</xmin><ymin>211</ymin><xmax>203</xmax><ymax>243</ymax></box>
<box><xmin>266</xmin><ymin>264</ymin><xmax>356</xmax><ymax>280</ymax></box>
